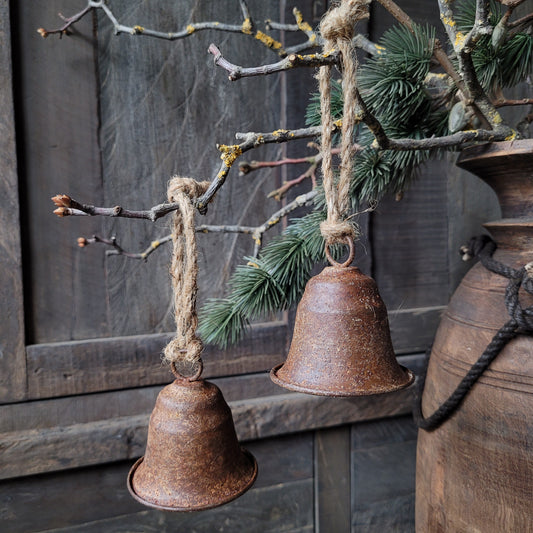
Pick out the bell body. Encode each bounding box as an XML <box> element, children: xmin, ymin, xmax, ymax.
<box><xmin>271</xmin><ymin>265</ymin><xmax>414</xmax><ymax>396</ymax></box>
<box><xmin>128</xmin><ymin>378</ymin><xmax>257</xmax><ymax>511</ymax></box>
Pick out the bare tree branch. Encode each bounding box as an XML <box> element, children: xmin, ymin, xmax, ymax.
<box><xmin>251</xmin><ymin>190</ymin><xmax>317</xmax><ymax>255</ymax></box>
<box><xmin>37</xmin><ymin>3</ymin><xmax>92</xmax><ymax>38</ymax></box>
<box><xmin>385</xmin><ymin>127</ymin><xmax>513</xmax><ymax>151</ymax></box>
<box><xmin>239</xmin><ymin>151</ymin><xmax>324</xmax><ymax>176</ymax></box>
<box><xmin>52</xmin><ymin>194</ymin><xmax>183</xmax><ymax>222</ymax></box>
<box><xmin>38</xmin><ymin>0</ymin><xmax>316</xmax><ymax>58</ymax></box>
<box><xmin>78</xmin><ymin>234</ymin><xmax>173</xmax><ymax>260</ymax></box>
<box><xmin>493</xmin><ymin>97</ymin><xmax>533</xmax><ymax>107</ymax></box>
<box><xmin>196</xmin><ymin>125</ymin><xmax>329</xmax><ymax>213</ymax></box>
<box><xmin>209</xmin><ymin>44</ymin><xmax>338</xmax><ymax>80</ymax></box>
<box><xmin>76</xmin><ymin>187</ymin><xmax>318</xmax><ymax>260</ymax></box>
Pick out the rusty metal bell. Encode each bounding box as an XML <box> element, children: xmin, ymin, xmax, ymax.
<box><xmin>128</xmin><ymin>378</ymin><xmax>257</xmax><ymax>511</ymax></box>
<box><xmin>271</xmin><ymin>264</ymin><xmax>414</xmax><ymax>396</ymax></box>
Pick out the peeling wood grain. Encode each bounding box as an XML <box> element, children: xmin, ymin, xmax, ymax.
<box><xmin>351</xmin><ymin>416</ymin><xmax>418</xmax><ymax>532</ymax></box>
<box><xmin>315</xmin><ymin>427</ymin><xmax>351</xmax><ymax>533</ymax></box>
<box><xmin>26</xmin><ymin>322</ymin><xmax>287</xmax><ymax>399</ymax></box>
<box><xmin>0</xmin><ymin>435</ymin><xmax>313</xmax><ymax>533</ymax></box>
<box><xmin>0</xmin><ymin>370</ymin><xmax>421</xmax><ymax>480</ymax></box>
<box><xmin>14</xmin><ymin>0</ymin><xmax>107</xmax><ymax>345</ymax></box>
<box><xmin>0</xmin><ymin>0</ymin><xmax>26</xmax><ymax>403</ymax></box>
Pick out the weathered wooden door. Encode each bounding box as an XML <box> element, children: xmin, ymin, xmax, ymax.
<box><xmin>0</xmin><ymin>0</ymin><xmax>501</xmax><ymax>531</ymax></box>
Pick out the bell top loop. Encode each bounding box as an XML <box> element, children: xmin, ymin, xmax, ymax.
<box><xmin>171</xmin><ymin>359</ymin><xmax>204</xmax><ymax>382</ymax></box>
<box><xmin>325</xmin><ymin>236</ymin><xmax>355</xmax><ymax>268</ymax></box>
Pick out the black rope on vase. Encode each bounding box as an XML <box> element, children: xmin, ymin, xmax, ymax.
<box><xmin>414</xmin><ymin>235</ymin><xmax>533</xmax><ymax>431</ymax></box>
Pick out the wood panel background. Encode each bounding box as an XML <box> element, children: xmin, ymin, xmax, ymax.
<box><xmin>0</xmin><ymin>0</ymin><xmax>506</xmax><ymax>531</ymax></box>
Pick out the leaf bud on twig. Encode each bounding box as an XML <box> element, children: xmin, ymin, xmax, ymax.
<box><xmin>51</xmin><ymin>194</ymin><xmax>73</xmax><ymax>208</ymax></box>
<box><xmin>53</xmin><ymin>207</ymin><xmax>69</xmax><ymax>217</ymax></box>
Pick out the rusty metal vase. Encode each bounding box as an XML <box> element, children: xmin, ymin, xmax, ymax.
<box><xmin>416</xmin><ymin>140</ymin><xmax>533</xmax><ymax>531</ymax></box>
<box><xmin>128</xmin><ymin>378</ymin><xmax>257</xmax><ymax>511</ymax></box>
<box><xmin>271</xmin><ymin>264</ymin><xmax>414</xmax><ymax>396</ymax></box>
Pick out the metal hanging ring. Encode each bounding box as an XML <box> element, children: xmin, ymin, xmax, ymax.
<box><xmin>171</xmin><ymin>359</ymin><xmax>203</xmax><ymax>382</ymax></box>
<box><xmin>325</xmin><ymin>236</ymin><xmax>355</xmax><ymax>268</ymax></box>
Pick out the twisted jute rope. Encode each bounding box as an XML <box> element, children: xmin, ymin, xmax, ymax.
<box><xmin>318</xmin><ymin>0</ymin><xmax>370</xmax><ymax>247</ymax></box>
<box><xmin>163</xmin><ymin>177</ymin><xmax>210</xmax><ymax>381</ymax></box>
<box><xmin>414</xmin><ymin>235</ymin><xmax>533</xmax><ymax>430</ymax></box>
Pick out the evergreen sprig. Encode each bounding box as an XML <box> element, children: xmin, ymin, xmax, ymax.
<box><xmin>199</xmin><ymin>210</ymin><xmax>354</xmax><ymax>348</ymax></box>
<box><xmin>307</xmin><ymin>23</ymin><xmax>448</xmax><ymax>202</ymax></box>
<box><xmin>455</xmin><ymin>0</ymin><xmax>533</xmax><ymax>92</ymax></box>
<box><xmin>200</xmin><ymin>7</ymin><xmax>533</xmax><ymax>348</ymax></box>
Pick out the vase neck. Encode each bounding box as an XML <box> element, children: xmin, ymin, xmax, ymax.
<box><xmin>456</xmin><ymin>140</ymin><xmax>533</xmax><ymax>219</ymax></box>
<box><xmin>484</xmin><ymin>220</ymin><xmax>533</xmax><ymax>269</ymax></box>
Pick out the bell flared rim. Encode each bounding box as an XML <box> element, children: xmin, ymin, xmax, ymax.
<box><xmin>127</xmin><ymin>448</ymin><xmax>258</xmax><ymax>512</ymax></box>
<box><xmin>270</xmin><ymin>363</ymin><xmax>415</xmax><ymax>397</ymax></box>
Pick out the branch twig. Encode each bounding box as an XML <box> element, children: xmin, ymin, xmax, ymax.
<box><xmin>38</xmin><ymin>0</ymin><xmax>317</xmax><ymax>58</ymax></box>
<box><xmin>385</xmin><ymin>127</ymin><xmax>513</xmax><ymax>150</ymax></box>
<box><xmin>196</xmin><ymin>124</ymin><xmax>329</xmax><ymax>213</ymax></box>
<box><xmin>52</xmin><ymin>194</ymin><xmax>183</xmax><ymax>222</ymax></box>
<box><xmin>209</xmin><ymin>43</ymin><xmax>338</xmax><ymax>80</ymax></box>
<box><xmin>493</xmin><ymin>98</ymin><xmax>533</xmax><ymax>108</ymax></box>
<box><xmin>76</xmin><ymin>188</ymin><xmax>318</xmax><ymax>260</ymax></box>
<box><xmin>78</xmin><ymin>234</ymin><xmax>173</xmax><ymax>260</ymax></box>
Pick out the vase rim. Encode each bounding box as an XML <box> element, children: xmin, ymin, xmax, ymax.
<box><xmin>484</xmin><ymin>217</ymin><xmax>533</xmax><ymax>228</ymax></box>
<box><xmin>457</xmin><ymin>139</ymin><xmax>533</xmax><ymax>167</ymax></box>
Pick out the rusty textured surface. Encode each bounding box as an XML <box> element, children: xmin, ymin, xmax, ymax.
<box><xmin>128</xmin><ymin>378</ymin><xmax>257</xmax><ymax>511</ymax></box>
<box><xmin>416</xmin><ymin>140</ymin><xmax>533</xmax><ymax>532</ymax></box>
<box><xmin>271</xmin><ymin>266</ymin><xmax>414</xmax><ymax>397</ymax></box>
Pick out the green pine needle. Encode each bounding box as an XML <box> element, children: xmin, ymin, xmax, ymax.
<box><xmin>199</xmin><ymin>7</ymin><xmax>532</xmax><ymax>349</ymax></box>
<box><xmin>198</xmin><ymin>209</ymin><xmax>358</xmax><ymax>348</ymax></box>
<box><xmin>198</xmin><ymin>298</ymin><xmax>248</xmax><ymax>349</ymax></box>
<box><xmin>454</xmin><ymin>0</ymin><xmax>533</xmax><ymax>92</ymax></box>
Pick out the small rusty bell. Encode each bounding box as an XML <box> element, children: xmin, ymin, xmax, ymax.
<box><xmin>271</xmin><ymin>239</ymin><xmax>414</xmax><ymax>396</ymax></box>
<box><xmin>128</xmin><ymin>375</ymin><xmax>257</xmax><ymax>511</ymax></box>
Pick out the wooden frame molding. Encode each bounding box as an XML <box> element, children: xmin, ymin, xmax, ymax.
<box><xmin>25</xmin><ymin>322</ymin><xmax>288</xmax><ymax>399</ymax></box>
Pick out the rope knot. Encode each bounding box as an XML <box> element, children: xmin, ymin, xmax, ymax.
<box><xmin>320</xmin><ymin>219</ymin><xmax>357</xmax><ymax>245</ymax></box>
<box><xmin>320</xmin><ymin>0</ymin><xmax>370</xmax><ymax>45</ymax></box>
<box><xmin>459</xmin><ymin>234</ymin><xmax>496</xmax><ymax>261</ymax></box>
<box><xmin>167</xmin><ymin>176</ymin><xmax>210</xmax><ymax>203</ymax></box>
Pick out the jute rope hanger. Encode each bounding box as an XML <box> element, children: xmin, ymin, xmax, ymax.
<box><xmin>163</xmin><ymin>176</ymin><xmax>210</xmax><ymax>381</ymax></box>
<box><xmin>318</xmin><ymin>0</ymin><xmax>370</xmax><ymax>248</ymax></box>
<box><xmin>162</xmin><ymin>1</ymin><xmax>369</xmax><ymax>375</ymax></box>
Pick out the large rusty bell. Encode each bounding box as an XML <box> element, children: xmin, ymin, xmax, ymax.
<box><xmin>128</xmin><ymin>374</ymin><xmax>257</xmax><ymax>511</ymax></box>
<box><xmin>271</xmin><ymin>239</ymin><xmax>414</xmax><ymax>396</ymax></box>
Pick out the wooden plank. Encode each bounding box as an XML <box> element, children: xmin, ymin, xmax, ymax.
<box><xmin>0</xmin><ymin>435</ymin><xmax>313</xmax><ymax>533</ymax></box>
<box><xmin>0</xmin><ymin>0</ymin><xmax>26</xmax><ymax>402</ymax></box>
<box><xmin>351</xmin><ymin>416</ymin><xmax>418</xmax><ymax>532</ymax></box>
<box><xmin>14</xmin><ymin>1</ymin><xmax>106</xmax><ymax>344</ymax></box>
<box><xmin>1</xmin><ymin>354</ymin><xmax>423</xmax><ymax>433</ymax></box>
<box><xmin>372</xmin><ymin>159</ymin><xmax>451</xmax><ymax>312</ymax></box>
<box><xmin>389</xmin><ymin>306</ymin><xmax>444</xmax><ymax>354</ymax></box>
<box><xmin>40</xmin><ymin>481</ymin><xmax>314</xmax><ymax>533</ymax></box>
<box><xmin>96</xmin><ymin>0</ymin><xmax>290</xmax><ymax>338</ymax></box>
<box><xmin>0</xmin><ymin>372</ymin><xmax>286</xmax><ymax>434</ymax></box>
<box><xmin>315</xmin><ymin>427</ymin><xmax>351</xmax><ymax>533</ymax></box>
<box><xmin>0</xmin><ymin>415</ymin><xmax>149</xmax><ymax>480</ymax></box>
<box><xmin>26</xmin><ymin>321</ymin><xmax>287</xmax><ymax>399</ymax></box>
<box><xmin>0</xmin><ymin>365</ymin><xmax>423</xmax><ymax>479</ymax></box>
